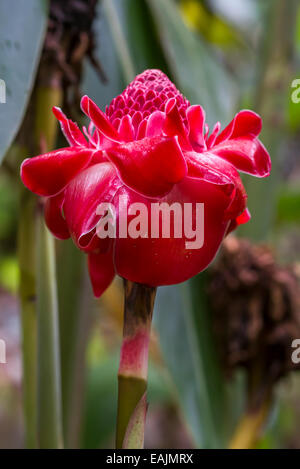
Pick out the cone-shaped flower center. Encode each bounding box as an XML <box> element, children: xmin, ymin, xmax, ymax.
<box><xmin>106</xmin><ymin>69</ymin><xmax>190</xmax><ymax>129</ymax></box>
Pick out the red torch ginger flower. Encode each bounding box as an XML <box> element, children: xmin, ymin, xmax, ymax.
<box><xmin>21</xmin><ymin>69</ymin><xmax>271</xmax><ymax>296</ymax></box>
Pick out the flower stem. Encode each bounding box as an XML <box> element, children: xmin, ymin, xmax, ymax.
<box><xmin>34</xmin><ymin>85</ymin><xmax>63</xmax><ymax>448</ymax></box>
<box><xmin>18</xmin><ymin>83</ymin><xmax>62</xmax><ymax>448</ymax></box>
<box><xmin>36</xmin><ymin>213</ymin><xmax>63</xmax><ymax>448</ymax></box>
<box><xmin>116</xmin><ymin>280</ymin><xmax>156</xmax><ymax>449</ymax></box>
<box><xmin>18</xmin><ymin>187</ymin><xmax>38</xmax><ymax>449</ymax></box>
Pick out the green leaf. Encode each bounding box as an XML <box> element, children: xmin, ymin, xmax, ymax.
<box><xmin>125</xmin><ymin>0</ymin><xmax>170</xmax><ymax>74</ymax></box>
<box><xmin>146</xmin><ymin>0</ymin><xmax>236</xmax><ymax>125</ymax></box>
<box><xmin>83</xmin><ymin>0</ymin><xmax>124</xmax><ymax>110</ymax></box>
<box><xmin>154</xmin><ymin>275</ymin><xmax>227</xmax><ymax>449</ymax></box>
<box><xmin>0</xmin><ymin>0</ymin><xmax>48</xmax><ymax>162</ymax></box>
<box><xmin>102</xmin><ymin>0</ymin><xmax>135</xmax><ymax>83</ymax></box>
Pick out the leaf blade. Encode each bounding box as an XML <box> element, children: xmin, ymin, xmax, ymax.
<box><xmin>0</xmin><ymin>0</ymin><xmax>48</xmax><ymax>161</ymax></box>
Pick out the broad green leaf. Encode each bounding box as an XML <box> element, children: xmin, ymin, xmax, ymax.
<box><xmin>125</xmin><ymin>0</ymin><xmax>170</xmax><ymax>74</ymax></box>
<box><xmin>0</xmin><ymin>0</ymin><xmax>48</xmax><ymax>162</ymax></box>
<box><xmin>83</xmin><ymin>0</ymin><xmax>124</xmax><ymax>110</ymax></box>
<box><xmin>154</xmin><ymin>276</ymin><xmax>227</xmax><ymax>449</ymax></box>
<box><xmin>146</xmin><ymin>0</ymin><xmax>236</xmax><ymax>125</ymax></box>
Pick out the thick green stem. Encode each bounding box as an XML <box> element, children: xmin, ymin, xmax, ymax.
<box><xmin>34</xmin><ymin>86</ymin><xmax>63</xmax><ymax>449</ymax></box>
<box><xmin>18</xmin><ymin>84</ymin><xmax>62</xmax><ymax>447</ymax></box>
<box><xmin>116</xmin><ymin>280</ymin><xmax>156</xmax><ymax>449</ymax></box>
<box><xmin>36</xmin><ymin>213</ymin><xmax>63</xmax><ymax>448</ymax></box>
<box><xmin>18</xmin><ymin>187</ymin><xmax>38</xmax><ymax>449</ymax></box>
<box><xmin>17</xmin><ymin>82</ymin><xmax>63</xmax><ymax>448</ymax></box>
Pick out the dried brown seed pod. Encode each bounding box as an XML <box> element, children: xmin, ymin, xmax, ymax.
<box><xmin>208</xmin><ymin>236</ymin><xmax>300</xmax><ymax>408</ymax></box>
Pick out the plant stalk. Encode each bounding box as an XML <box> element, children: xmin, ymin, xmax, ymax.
<box><xmin>36</xmin><ymin>213</ymin><xmax>63</xmax><ymax>448</ymax></box>
<box><xmin>18</xmin><ymin>187</ymin><xmax>38</xmax><ymax>449</ymax></box>
<box><xmin>116</xmin><ymin>280</ymin><xmax>156</xmax><ymax>449</ymax></box>
<box><xmin>18</xmin><ymin>83</ymin><xmax>62</xmax><ymax>448</ymax></box>
<box><xmin>34</xmin><ymin>85</ymin><xmax>63</xmax><ymax>448</ymax></box>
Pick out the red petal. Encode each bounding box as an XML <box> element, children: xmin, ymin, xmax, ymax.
<box><xmin>185</xmin><ymin>151</ymin><xmax>234</xmax><ymax>187</ymax></box>
<box><xmin>186</xmin><ymin>105</ymin><xmax>206</xmax><ymax>151</ymax></box>
<box><xmin>226</xmin><ymin>208</ymin><xmax>251</xmax><ymax>235</ymax></box>
<box><xmin>136</xmin><ymin>120</ymin><xmax>147</xmax><ymax>140</ymax></box>
<box><xmin>106</xmin><ymin>136</ymin><xmax>187</xmax><ymax>197</ymax></box>
<box><xmin>164</xmin><ymin>98</ymin><xmax>192</xmax><ymax>150</ymax></box>
<box><xmin>215</xmin><ymin>110</ymin><xmax>262</xmax><ymax>145</ymax></box>
<box><xmin>81</xmin><ymin>95</ymin><xmax>121</xmax><ymax>143</ymax></box>
<box><xmin>53</xmin><ymin>107</ymin><xmax>87</xmax><ymax>147</ymax></box>
<box><xmin>63</xmin><ymin>162</ymin><xmax>122</xmax><ymax>252</ymax></box>
<box><xmin>146</xmin><ymin>111</ymin><xmax>165</xmax><ymax>138</ymax></box>
<box><xmin>88</xmin><ymin>249</ymin><xmax>115</xmax><ymax>297</ymax></box>
<box><xmin>118</xmin><ymin>115</ymin><xmax>135</xmax><ymax>142</ymax></box>
<box><xmin>185</xmin><ymin>151</ymin><xmax>247</xmax><ymax>219</ymax></box>
<box><xmin>210</xmin><ymin>137</ymin><xmax>271</xmax><ymax>177</ymax></box>
<box><xmin>20</xmin><ymin>147</ymin><xmax>95</xmax><ymax>197</ymax></box>
<box><xmin>236</xmin><ymin>207</ymin><xmax>251</xmax><ymax>225</ymax></box>
<box><xmin>206</xmin><ymin>122</ymin><xmax>221</xmax><ymax>149</ymax></box>
<box><xmin>44</xmin><ymin>194</ymin><xmax>70</xmax><ymax>240</ymax></box>
<box><xmin>114</xmin><ymin>178</ymin><xmax>233</xmax><ymax>286</ymax></box>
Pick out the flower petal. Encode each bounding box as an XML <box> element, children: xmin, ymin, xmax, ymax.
<box><xmin>118</xmin><ymin>115</ymin><xmax>135</xmax><ymax>142</ymax></box>
<box><xmin>81</xmin><ymin>95</ymin><xmax>121</xmax><ymax>143</ymax></box>
<box><xmin>185</xmin><ymin>151</ymin><xmax>247</xmax><ymax>219</ymax></box>
<box><xmin>88</xmin><ymin>249</ymin><xmax>115</xmax><ymax>297</ymax></box>
<box><xmin>206</xmin><ymin>122</ymin><xmax>221</xmax><ymax>149</ymax></box>
<box><xmin>164</xmin><ymin>98</ymin><xmax>192</xmax><ymax>150</ymax></box>
<box><xmin>106</xmin><ymin>136</ymin><xmax>187</xmax><ymax>197</ymax></box>
<box><xmin>226</xmin><ymin>208</ymin><xmax>251</xmax><ymax>235</ymax></box>
<box><xmin>186</xmin><ymin>105</ymin><xmax>206</xmax><ymax>151</ymax></box>
<box><xmin>20</xmin><ymin>147</ymin><xmax>95</xmax><ymax>197</ymax></box>
<box><xmin>215</xmin><ymin>110</ymin><xmax>263</xmax><ymax>145</ymax></box>
<box><xmin>146</xmin><ymin>111</ymin><xmax>165</xmax><ymax>138</ymax></box>
<box><xmin>114</xmin><ymin>178</ymin><xmax>233</xmax><ymax>286</ymax></box>
<box><xmin>63</xmin><ymin>162</ymin><xmax>122</xmax><ymax>252</ymax></box>
<box><xmin>52</xmin><ymin>107</ymin><xmax>87</xmax><ymax>147</ymax></box>
<box><xmin>210</xmin><ymin>137</ymin><xmax>271</xmax><ymax>177</ymax></box>
<box><xmin>44</xmin><ymin>194</ymin><xmax>70</xmax><ymax>240</ymax></box>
